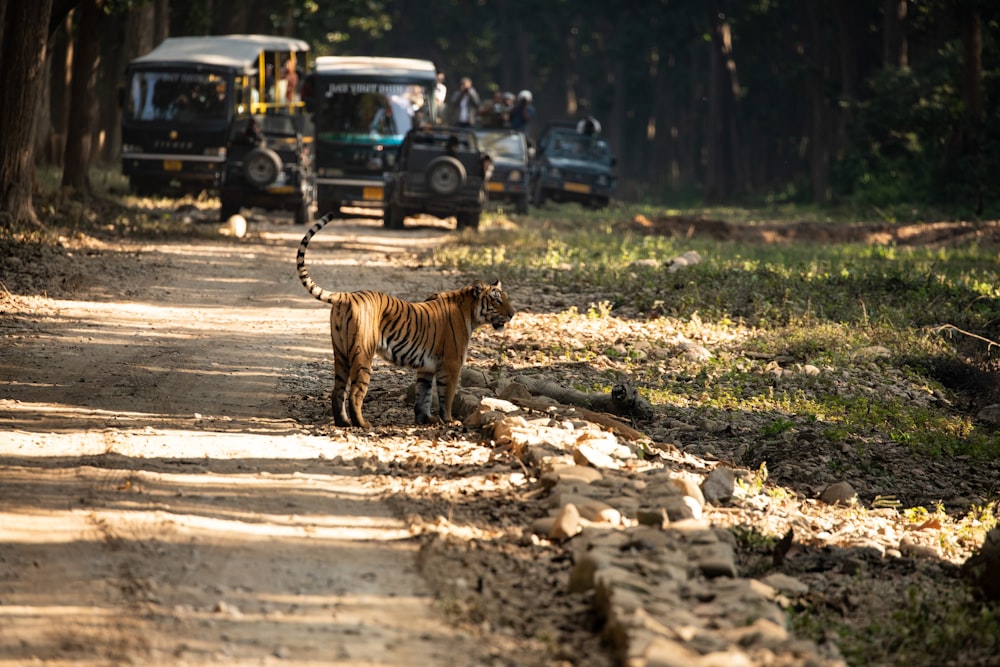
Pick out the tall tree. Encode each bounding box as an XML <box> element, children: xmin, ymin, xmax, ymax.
<box><xmin>62</xmin><ymin>0</ymin><xmax>105</xmax><ymax>192</ymax></box>
<box><xmin>0</xmin><ymin>0</ymin><xmax>56</xmax><ymax>227</ymax></box>
<box><xmin>883</xmin><ymin>0</ymin><xmax>908</xmax><ymax>67</ymax></box>
<box><xmin>959</xmin><ymin>0</ymin><xmax>984</xmax><ymax>124</ymax></box>
<box><xmin>705</xmin><ymin>7</ymin><xmax>748</xmax><ymax>200</ymax></box>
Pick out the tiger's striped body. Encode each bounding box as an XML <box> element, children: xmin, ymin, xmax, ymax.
<box><xmin>297</xmin><ymin>214</ymin><xmax>514</xmax><ymax>428</ymax></box>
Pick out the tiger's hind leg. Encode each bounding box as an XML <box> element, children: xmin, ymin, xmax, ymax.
<box><xmin>346</xmin><ymin>355</ymin><xmax>374</xmax><ymax>429</ymax></box>
<box><xmin>414</xmin><ymin>373</ymin><xmax>438</xmax><ymax>425</ymax></box>
<box><xmin>331</xmin><ymin>348</ymin><xmax>352</xmax><ymax>427</ymax></box>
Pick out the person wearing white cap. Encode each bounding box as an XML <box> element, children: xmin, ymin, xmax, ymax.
<box><xmin>510</xmin><ymin>89</ymin><xmax>535</xmax><ymax>133</ymax></box>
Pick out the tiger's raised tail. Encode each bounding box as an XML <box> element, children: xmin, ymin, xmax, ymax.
<box><xmin>296</xmin><ymin>213</ymin><xmax>340</xmax><ymax>304</ymax></box>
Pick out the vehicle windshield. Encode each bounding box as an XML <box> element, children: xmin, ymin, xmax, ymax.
<box><xmin>314</xmin><ymin>83</ymin><xmax>431</xmax><ymax>143</ymax></box>
<box><xmin>475</xmin><ymin>131</ymin><xmax>525</xmax><ymax>160</ymax></box>
<box><xmin>125</xmin><ymin>70</ymin><xmax>230</xmax><ymax>122</ymax></box>
<box><xmin>545</xmin><ymin>132</ymin><xmax>612</xmax><ymax>164</ymax></box>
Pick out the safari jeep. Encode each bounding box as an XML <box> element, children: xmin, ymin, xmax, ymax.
<box><xmin>382</xmin><ymin>126</ymin><xmax>489</xmax><ymax>230</ymax></box>
<box><xmin>219</xmin><ymin>113</ymin><xmax>314</xmax><ymax>224</ymax></box>
<box><xmin>532</xmin><ymin>122</ymin><xmax>616</xmax><ymax>209</ymax></box>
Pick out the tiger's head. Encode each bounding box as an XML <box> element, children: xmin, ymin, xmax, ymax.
<box><xmin>474</xmin><ymin>280</ymin><xmax>515</xmax><ymax>330</ymax></box>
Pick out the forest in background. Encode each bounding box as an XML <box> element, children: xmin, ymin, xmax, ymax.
<box><xmin>3</xmin><ymin>0</ymin><xmax>1000</xmax><ymax>224</ymax></box>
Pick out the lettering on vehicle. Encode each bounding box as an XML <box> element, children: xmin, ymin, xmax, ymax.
<box><xmin>139</xmin><ymin>72</ymin><xmax>220</xmax><ymax>84</ymax></box>
<box><xmin>323</xmin><ymin>83</ymin><xmax>410</xmax><ymax>97</ymax></box>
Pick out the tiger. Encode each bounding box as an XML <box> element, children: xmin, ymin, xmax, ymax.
<box><xmin>296</xmin><ymin>214</ymin><xmax>515</xmax><ymax>429</ymax></box>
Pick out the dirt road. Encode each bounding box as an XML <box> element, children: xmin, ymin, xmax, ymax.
<box><xmin>0</xmin><ymin>217</ymin><xmax>503</xmax><ymax>666</ymax></box>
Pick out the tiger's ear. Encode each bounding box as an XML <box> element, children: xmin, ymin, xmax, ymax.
<box><xmin>491</xmin><ymin>279</ymin><xmax>502</xmax><ymax>290</ymax></box>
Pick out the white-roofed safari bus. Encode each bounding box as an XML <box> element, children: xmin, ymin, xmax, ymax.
<box><xmin>121</xmin><ymin>34</ymin><xmax>309</xmax><ymax>196</ymax></box>
<box><xmin>301</xmin><ymin>56</ymin><xmax>439</xmax><ymax>218</ymax></box>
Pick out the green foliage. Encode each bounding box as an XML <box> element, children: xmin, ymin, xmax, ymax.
<box><xmin>435</xmin><ymin>204</ymin><xmax>1000</xmax><ymax>465</ymax></box>
<box><xmin>792</xmin><ymin>585</ymin><xmax>1000</xmax><ymax>667</ymax></box>
<box><xmin>835</xmin><ymin>37</ymin><xmax>1000</xmax><ymax>217</ymax></box>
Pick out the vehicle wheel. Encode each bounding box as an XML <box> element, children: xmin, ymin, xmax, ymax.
<box><xmin>384</xmin><ymin>203</ymin><xmax>405</xmax><ymax>229</ymax></box>
<box><xmin>456</xmin><ymin>211</ymin><xmax>480</xmax><ymax>230</ymax></box>
<box><xmin>532</xmin><ymin>181</ymin><xmax>546</xmax><ymax>207</ymax></box>
<box><xmin>220</xmin><ymin>200</ymin><xmax>241</xmax><ymax>221</ymax></box>
<box><xmin>294</xmin><ymin>198</ymin><xmax>309</xmax><ymax>225</ymax></box>
<box><xmin>243</xmin><ymin>147</ymin><xmax>283</xmax><ymax>188</ymax></box>
<box><xmin>515</xmin><ymin>193</ymin><xmax>529</xmax><ymax>215</ymax></box>
<box><xmin>130</xmin><ymin>177</ymin><xmax>155</xmax><ymax>198</ymax></box>
<box><xmin>426</xmin><ymin>156</ymin><xmax>466</xmax><ymax>195</ymax></box>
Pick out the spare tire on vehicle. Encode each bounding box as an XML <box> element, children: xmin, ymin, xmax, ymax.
<box><xmin>243</xmin><ymin>147</ymin><xmax>283</xmax><ymax>188</ymax></box>
<box><xmin>425</xmin><ymin>156</ymin><xmax>466</xmax><ymax>195</ymax></box>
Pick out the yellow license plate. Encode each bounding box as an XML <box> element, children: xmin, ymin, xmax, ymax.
<box><xmin>163</xmin><ymin>160</ymin><xmax>182</xmax><ymax>171</ymax></box>
<box><xmin>487</xmin><ymin>182</ymin><xmax>504</xmax><ymax>192</ymax></box>
<box><xmin>363</xmin><ymin>186</ymin><xmax>383</xmax><ymax>200</ymax></box>
<box><xmin>564</xmin><ymin>182</ymin><xmax>591</xmax><ymax>194</ymax></box>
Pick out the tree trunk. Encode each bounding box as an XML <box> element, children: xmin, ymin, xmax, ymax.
<box><xmin>61</xmin><ymin>0</ymin><xmax>103</xmax><ymax>192</ymax></box>
<box><xmin>803</xmin><ymin>4</ymin><xmax>831</xmax><ymax>204</ymax></box>
<box><xmin>42</xmin><ymin>16</ymin><xmax>72</xmax><ymax>167</ymax></box>
<box><xmin>882</xmin><ymin>0</ymin><xmax>908</xmax><ymax>68</ymax></box>
<box><xmin>960</xmin><ymin>3</ymin><xmax>983</xmax><ymax>124</ymax></box>
<box><xmin>215</xmin><ymin>0</ymin><xmax>248</xmax><ymax>34</ymax></box>
<box><xmin>706</xmin><ymin>12</ymin><xmax>746</xmax><ymax>201</ymax></box>
<box><xmin>154</xmin><ymin>0</ymin><xmax>168</xmax><ymax>45</ymax></box>
<box><xmin>0</xmin><ymin>0</ymin><xmax>7</xmax><ymax>58</ymax></box>
<box><xmin>0</xmin><ymin>0</ymin><xmax>55</xmax><ymax>227</ymax></box>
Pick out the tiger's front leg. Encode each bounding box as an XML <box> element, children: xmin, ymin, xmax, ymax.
<box><xmin>436</xmin><ymin>365</ymin><xmax>463</xmax><ymax>423</ymax></box>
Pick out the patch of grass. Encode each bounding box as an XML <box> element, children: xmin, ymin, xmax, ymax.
<box><xmin>792</xmin><ymin>584</ymin><xmax>1000</xmax><ymax>667</ymax></box>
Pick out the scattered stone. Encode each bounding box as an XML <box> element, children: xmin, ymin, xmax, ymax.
<box><xmin>498</xmin><ymin>381</ymin><xmax>533</xmax><ymax>401</ymax></box>
<box><xmin>692</xmin><ymin>542</ymin><xmax>737</xmax><ymax>578</ymax></box>
<box><xmin>962</xmin><ymin>525</ymin><xmax>1000</xmax><ymax>600</ymax></box>
<box><xmin>223</xmin><ymin>214</ymin><xmax>247</xmax><ymax>238</ymax></box>
<box><xmin>636</xmin><ymin>507</ymin><xmax>669</xmax><ymax>528</ymax></box>
<box><xmin>629</xmin><ymin>258</ymin><xmax>662</xmax><ymax>270</ymax></box>
<box><xmin>761</xmin><ymin>573</ymin><xmax>809</xmax><ymax>596</ymax></box>
<box><xmin>819</xmin><ymin>481</ymin><xmax>857</xmax><ymax>506</ymax></box>
<box><xmin>460</xmin><ymin>366</ymin><xmax>490</xmax><ymax>387</ymax></box>
<box><xmin>568</xmin><ymin>552</ymin><xmax>609</xmax><ymax>593</ymax></box>
<box><xmin>678</xmin><ymin>339</ymin><xmax>713</xmax><ymax>362</ymax></box>
<box><xmin>550</xmin><ymin>503</ymin><xmax>582</xmax><ymax>540</ymax></box>
<box><xmin>671</xmin><ymin>475</ymin><xmax>706</xmax><ymax>508</ymax></box>
<box><xmin>977</xmin><ymin>404</ymin><xmax>1000</xmax><ymax>425</ymax></box>
<box><xmin>665</xmin><ymin>250</ymin><xmax>702</xmax><ymax>271</ymax></box>
<box><xmin>700</xmin><ymin>467</ymin><xmax>736</xmax><ymax>505</ymax></box>
<box><xmin>574</xmin><ymin>442</ymin><xmax>623</xmax><ymax>470</ymax></box>
<box><xmin>899</xmin><ymin>537</ymin><xmax>938</xmax><ymax>559</ymax></box>
<box><xmin>641</xmin><ymin>636</ymin><xmax>704</xmax><ymax>667</ymax></box>
<box><xmin>540</xmin><ymin>464</ymin><xmax>603</xmax><ymax>488</ymax></box>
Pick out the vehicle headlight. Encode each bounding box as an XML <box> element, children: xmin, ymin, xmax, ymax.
<box><xmin>122</xmin><ymin>144</ymin><xmax>142</xmax><ymax>154</ymax></box>
<box><xmin>596</xmin><ymin>175</ymin><xmax>609</xmax><ymax>187</ymax></box>
<box><xmin>318</xmin><ymin>168</ymin><xmax>345</xmax><ymax>177</ymax></box>
<box><xmin>545</xmin><ymin>167</ymin><xmax>561</xmax><ymax>178</ymax></box>
<box><xmin>508</xmin><ymin>170</ymin><xmax>522</xmax><ymax>182</ymax></box>
<box><xmin>204</xmin><ymin>147</ymin><xmax>225</xmax><ymax>157</ymax></box>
